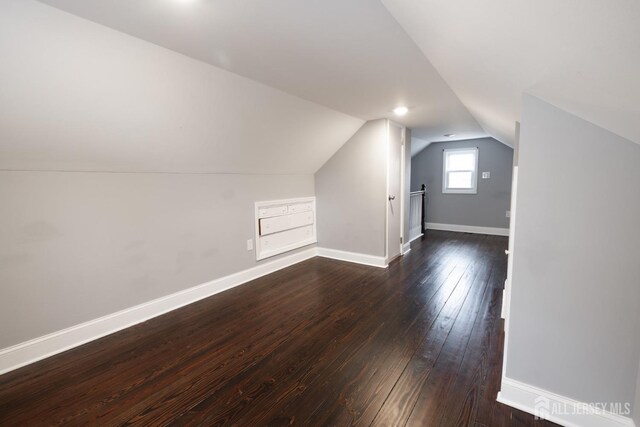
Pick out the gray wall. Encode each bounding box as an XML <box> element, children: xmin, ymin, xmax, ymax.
<box><xmin>315</xmin><ymin>120</ymin><xmax>387</xmax><ymax>256</ymax></box>
<box><xmin>411</xmin><ymin>137</ymin><xmax>513</xmax><ymax>229</ymax></box>
<box><xmin>506</xmin><ymin>95</ymin><xmax>640</xmax><ymax>410</ymax></box>
<box><xmin>0</xmin><ymin>172</ymin><xmax>314</xmax><ymax>348</ymax></box>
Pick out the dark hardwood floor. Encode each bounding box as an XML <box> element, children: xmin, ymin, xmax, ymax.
<box><xmin>0</xmin><ymin>231</ymin><xmax>557</xmax><ymax>426</ymax></box>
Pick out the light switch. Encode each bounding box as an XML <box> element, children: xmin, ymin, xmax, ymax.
<box><xmin>247</xmin><ymin>239</ymin><xmax>253</xmax><ymax>251</ymax></box>
<box><xmin>482</xmin><ymin>172</ymin><xmax>490</xmax><ymax>179</ymax></box>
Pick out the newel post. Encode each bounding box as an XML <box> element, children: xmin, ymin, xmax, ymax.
<box><xmin>421</xmin><ymin>184</ymin><xmax>426</xmax><ymax>234</ymax></box>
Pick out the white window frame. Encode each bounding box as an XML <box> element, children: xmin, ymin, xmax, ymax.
<box><xmin>442</xmin><ymin>147</ymin><xmax>478</xmax><ymax>194</ymax></box>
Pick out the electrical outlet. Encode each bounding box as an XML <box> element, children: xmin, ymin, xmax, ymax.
<box><xmin>482</xmin><ymin>171</ymin><xmax>490</xmax><ymax>179</ymax></box>
<box><xmin>506</xmin><ymin>210</ymin><xmax>511</xmax><ymax>218</ymax></box>
<box><xmin>247</xmin><ymin>239</ymin><xmax>253</xmax><ymax>251</ymax></box>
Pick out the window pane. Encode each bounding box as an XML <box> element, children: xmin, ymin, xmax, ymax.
<box><xmin>448</xmin><ymin>171</ymin><xmax>472</xmax><ymax>189</ymax></box>
<box><xmin>447</xmin><ymin>152</ymin><xmax>475</xmax><ymax>171</ymax></box>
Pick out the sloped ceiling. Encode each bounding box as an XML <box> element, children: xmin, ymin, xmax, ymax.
<box><xmin>35</xmin><ymin>0</ymin><xmax>486</xmax><ymax>149</ymax></box>
<box><xmin>12</xmin><ymin>0</ymin><xmax>633</xmax><ymax>170</ymax></box>
<box><xmin>0</xmin><ymin>0</ymin><xmax>364</xmax><ymax>174</ymax></box>
<box><xmin>381</xmin><ymin>0</ymin><xmax>640</xmax><ymax>146</ymax></box>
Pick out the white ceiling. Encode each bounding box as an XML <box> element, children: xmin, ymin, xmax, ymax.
<box><xmin>411</xmin><ymin>135</ymin><xmax>492</xmax><ymax>156</ymax></box>
<box><xmin>36</xmin><ymin>0</ymin><xmax>487</xmax><ymax>146</ymax></box>
<box><xmin>381</xmin><ymin>0</ymin><xmax>640</xmax><ymax>146</ymax></box>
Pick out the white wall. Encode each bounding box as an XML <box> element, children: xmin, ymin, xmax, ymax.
<box><xmin>505</xmin><ymin>95</ymin><xmax>640</xmax><ymax>410</ymax></box>
<box><xmin>315</xmin><ymin>120</ymin><xmax>387</xmax><ymax>257</ymax></box>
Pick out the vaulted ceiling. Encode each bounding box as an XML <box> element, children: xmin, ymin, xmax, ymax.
<box><xmin>5</xmin><ymin>0</ymin><xmax>638</xmax><ymax>172</ymax></box>
<box><xmin>35</xmin><ymin>0</ymin><xmax>487</xmax><ymax>154</ymax></box>
<box><xmin>381</xmin><ymin>0</ymin><xmax>640</xmax><ymax>146</ymax></box>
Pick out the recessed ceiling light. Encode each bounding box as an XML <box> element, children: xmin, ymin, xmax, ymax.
<box><xmin>444</xmin><ymin>133</ymin><xmax>456</xmax><ymax>137</ymax></box>
<box><xmin>393</xmin><ymin>106</ymin><xmax>409</xmax><ymax>116</ymax></box>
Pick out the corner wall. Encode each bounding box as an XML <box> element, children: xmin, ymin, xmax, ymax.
<box><xmin>504</xmin><ymin>94</ymin><xmax>640</xmax><ymax>418</ymax></box>
<box><xmin>315</xmin><ymin>120</ymin><xmax>387</xmax><ymax>257</ymax></box>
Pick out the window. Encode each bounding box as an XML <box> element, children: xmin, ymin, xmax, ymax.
<box><xmin>442</xmin><ymin>147</ymin><xmax>478</xmax><ymax>194</ymax></box>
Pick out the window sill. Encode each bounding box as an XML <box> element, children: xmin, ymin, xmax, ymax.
<box><xmin>442</xmin><ymin>189</ymin><xmax>477</xmax><ymax>194</ymax></box>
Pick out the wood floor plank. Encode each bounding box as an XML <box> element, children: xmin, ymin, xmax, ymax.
<box><xmin>436</xmin><ymin>274</ymin><xmax>503</xmax><ymax>426</ymax></box>
<box><xmin>226</xmin><ymin>235</ymin><xmax>477</xmax><ymax>426</ymax></box>
<box><xmin>0</xmin><ymin>231</ymin><xmax>559</xmax><ymax>426</ymax></box>
<box><xmin>436</xmin><ymin>239</ymin><xmax>507</xmax><ymax>426</ymax></box>
<box><xmin>296</xmin><ymin>265</ymin><xmax>476</xmax><ymax>426</ymax></box>
<box><xmin>371</xmin><ymin>243</ymin><xmax>493</xmax><ymax>426</ymax></box>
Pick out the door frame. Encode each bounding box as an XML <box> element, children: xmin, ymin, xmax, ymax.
<box><xmin>385</xmin><ymin>119</ymin><xmax>406</xmax><ymax>264</ymax></box>
<box><xmin>501</xmin><ymin>165</ymin><xmax>518</xmax><ymax>379</ymax></box>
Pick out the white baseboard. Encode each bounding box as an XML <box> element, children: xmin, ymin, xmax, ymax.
<box><xmin>408</xmin><ymin>233</ymin><xmax>423</xmax><ymax>244</ymax></box>
<box><xmin>0</xmin><ymin>247</ymin><xmax>318</xmax><ymax>376</ymax></box>
<box><xmin>402</xmin><ymin>242</ymin><xmax>411</xmax><ymax>254</ymax></box>
<box><xmin>426</xmin><ymin>222</ymin><xmax>510</xmax><ymax>236</ymax></box>
<box><xmin>0</xmin><ymin>245</ymin><xmax>390</xmax><ymax>376</ymax></box>
<box><xmin>498</xmin><ymin>377</ymin><xmax>636</xmax><ymax>427</ymax></box>
<box><xmin>316</xmin><ymin>247</ymin><xmax>388</xmax><ymax>268</ymax></box>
